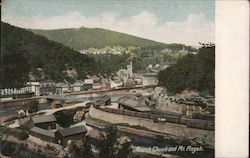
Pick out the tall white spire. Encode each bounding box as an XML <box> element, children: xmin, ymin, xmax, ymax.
<box><xmin>130</xmin><ymin>60</ymin><xmax>133</xmax><ymax>77</ymax></box>
<box><xmin>126</xmin><ymin>59</ymin><xmax>133</xmax><ymax>78</ymax></box>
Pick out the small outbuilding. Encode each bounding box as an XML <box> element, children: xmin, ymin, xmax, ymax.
<box><xmin>30</xmin><ymin>126</ymin><xmax>56</xmax><ymax>143</ymax></box>
<box><xmin>86</xmin><ymin>129</ymin><xmax>106</xmax><ymax>147</ymax></box>
<box><xmin>118</xmin><ymin>98</ymin><xmax>152</xmax><ymax>112</ymax></box>
<box><xmin>18</xmin><ymin>109</ymin><xmax>26</xmax><ymax>117</ymax></box>
<box><xmin>55</xmin><ymin>125</ymin><xmax>88</xmax><ymax>146</ymax></box>
<box><xmin>32</xmin><ymin>115</ymin><xmax>57</xmax><ymax>130</ymax></box>
<box><xmin>73</xmin><ymin>111</ymin><xmax>85</xmax><ymax>122</ymax></box>
<box><xmin>96</xmin><ymin>95</ymin><xmax>111</xmax><ymax>106</ymax></box>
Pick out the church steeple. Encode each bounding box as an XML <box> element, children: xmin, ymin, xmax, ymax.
<box><xmin>126</xmin><ymin>60</ymin><xmax>133</xmax><ymax>78</ymax></box>
<box><xmin>130</xmin><ymin>60</ymin><xmax>133</xmax><ymax>77</ymax></box>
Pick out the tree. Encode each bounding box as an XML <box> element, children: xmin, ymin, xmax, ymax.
<box><xmin>2</xmin><ymin>49</ymin><xmax>30</xmax><ymax>88</ymax></box>
<box><xmin>116</xmin><ymin>142</ymin><xmax>133</xmax><ymax>158</ymax></box>
<box><xmin>68</xmin><ymin>141</ymin><xmax>95</xmax><ymax>158</ymax></box>
<box><xmin>16</xmin><ymin>131</ymin><xmax>29</xmax><ymax>140</ymax></box>
<box><xmin>1</xmin><ymin>22</ymin><xmax>98</xmax><ymax>87</ymax></box>
<box><xmin>158</xmin><ymin>45</ymin><xmax>215</xmax><ymax>95</ymax></box>
<box><xmin>98</xmin><ymin>130</ymin><xmax>118</xmax><ymax>158</ymax></box>
<box><xmin>26</xmin><ymin>100</ymin><xmax>39</xmax><ymax>113</ymax></box>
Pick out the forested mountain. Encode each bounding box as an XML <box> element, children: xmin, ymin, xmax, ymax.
<box><xmin>158</xmin><ymin>46</ymin><xmax>215</xmax><ymax>95</ymax></box>
<box><xmin>1</xmin><ymin>22</ymin><xmax>96</xmax><ymax>88</ymax></box>
<box><xmin>1</xmin><ymin>21</ymin><xmax>203</xmax><ymax>90</ymax></box>
<box><xmin>31</xmin><ymin>27</ymin><xmax>167</xmax><ymax>50</ymax></box>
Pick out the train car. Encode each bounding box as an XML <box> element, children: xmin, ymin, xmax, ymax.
<box><xmin>136</xmin><ymin>112</ymin><xmax>149</xmax><ymax>119</ymax></box>
<box><xmin>149</xmin><ymin>114</ymin><xmax>158</xmax><ymax>120</ymax></box>
<box><xmin>186</xmin><ymin>119</ymin><xmax>207</xmax><ymax>129</ymax></box>
<box><xmin>124</xmin><ymin>110</ymin><xmax>136</xmax><ymax>116</ymax></box>
<box><xmin>157</xmin><ymin>118</ymin><xmax>167</xmax><ymax>122</ymax></box>
<box><xmin>163</xmin><ymin>115</ymin><xmax>180</xmax><ymax>124</ymax></box>
<box><xmin>151</xmin><ymin>109</ymin><xmax>182</xmax><ymax>117</ymax></box>
<box><xmin>205</xmin><ymin>122</ymin><xmax>215</xmax><ymax>130</ymax></box>
<box><xmin>105</xmin><ymin>108</ymin><xmax>113</xmax><ymax>113</ymax></box>
<box><xmin>111</xmin><ymin>108</ymin><xmax>119</xmax><ymax>114</ymax></box>
<box><xmin>116</xmin><ymin>109</ymin><xmax>124</xmax><ymax>115</ymax></box>
<box><xmin>93</xmin><ymin>104</ymin><xmax>100</xmax><ymax>109</ymax></box>
<box><xmin>145</xmin><ymin>113</ymin><xmax>151</xmax><ymax>119</ymax></box>
<box><xmin>179</xmin><ymin>117</ymin><xmax>189</xmax><ymax>124</ymax></box>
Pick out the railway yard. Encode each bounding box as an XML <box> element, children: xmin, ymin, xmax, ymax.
<box><xmin>0</xmin><ymin>86</ymin><xmax>214</xmax><ymax>158</ymax></box>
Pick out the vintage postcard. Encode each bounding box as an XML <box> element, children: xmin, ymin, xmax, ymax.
<box><xmin>0</xmin><ymin>0</ymin><xmax>217</xmax><ymax>158</ymax></box>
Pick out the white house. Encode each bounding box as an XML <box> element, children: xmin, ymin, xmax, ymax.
<box><xmin>56</xmin><ymin>82</ymin><xmax>70</xmax><ymax>94</ymax></box>
<box><xmin>1</xmin><ymin>86</ymin><xmax>33</xmax><ymax>96</ymax></box>
<box><xmin>110</xmin><ymin>79</ymin><xmax>123</xmax><ymax>89</ymax></box>
<box><xmin>142</xmin><ymin>75</ymin><xmax>158</xmax><ymax>86</ymax></box>
<box><xmin>84</xmin><ymin>79</ymin><xmax>94</xmax><ymax>84</ymax></box>
<box><xmin>179</xmin><ymin>46</ymin><xmax>188</xmax><ymax>53</ymax></box>
<box><xmin>93</xmin><ymin>83</ymin><xmax>102</xmax><ymax>90</ymax></box>
<box><xmin>117</xmin><ymin>61</ymin><xmax>133</xmax><ymax>81</ymax></box>
<box><xmin>26</xmin><ymin>82</ymin><xmax>40</xmax><ymax>95</ymax></box>
<box><xmin>73</xmin><ymin>80</ymin><xmax>84</xmax><ymax>92</ymax></box>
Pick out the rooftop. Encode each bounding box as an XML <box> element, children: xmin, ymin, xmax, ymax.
<box><xmin>86</xmin><ymin>129</ymin><xmax>106</xmax><ymax>140</ymax></box>
<box><xmin>31</xmin><ymin>126</ymin><xmax>55</xmax><ymax>138</ymax></box>
<box><xmin>99</xmin><ymin>95</ymin><xmax>111</xmax><ymax>102</ymax></box>
<box><xmin>32</xmin><ymin>115</ymin><xmax>56</xmax><ymax>124</ymax></box>
<box><xmin>133</xmin><ymin>106</ymin><xmax>152</xmax><ymax>112</ymax></box>
<box><xmin>56</xmin><ymin>82</ymin><xmax>69</xmax><ymax>87</ymax></box>
<box><xmin>57</xmin><ymin>125</ymin><xmax>87</xmax><ymax>137</ymax></box>
<box><xmin>151</xmin><ymin>109</ymin><xmax>182</xmax><ymax>116</ymax></box>
<box><xmin>118</xmin><ymin>98</ymin><xmax>152</xmax><ymax>112</ymax></box>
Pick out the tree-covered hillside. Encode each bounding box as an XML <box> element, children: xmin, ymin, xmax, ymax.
<box><xmin>158</xmin><ymin>46</ymin><xmax>215</xmax><ymax>95</ymax></box>
<box><xmin>1</xmin><ymin>21</ymin><xmax>201</xmax><ymax>89</ymax></box>
<box><xmin>31</xmin><ymin>27</ymin><xmax>167</xmax><ymax>50</ymax></box>
<box><xmin>1</xmin><ymin>22</ymin><xmax>96</xmax><ymax>88</ymax></box>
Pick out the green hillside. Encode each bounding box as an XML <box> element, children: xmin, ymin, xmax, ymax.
<box><xmin>1</xmin><ymin>22</ymin><xmax>96</xmax><ymax>88</ymax></box>
<box><xmin>31</xmin><ymin>27</ymin><xmax>167</xmax><ymax>50</ymax></box>
<box><xmin>158</xmin><ymin>46</ymin><xmax>215</xmax><ymax>95</ymax></box>
<box><xmin>1</xmin><ymin>22</ymin><xmax>200</xmax><ymax>89</ymax></box>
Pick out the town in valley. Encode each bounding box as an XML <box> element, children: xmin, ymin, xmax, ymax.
<box><xmin>1</xmin><ymin>1</ymin><xmax>215</xmax><ymax>158</ymax></box>
<box><xmin>0</xmin><ymin>45</ymin><xmax>215</xmax><ymax>158</ymax></box>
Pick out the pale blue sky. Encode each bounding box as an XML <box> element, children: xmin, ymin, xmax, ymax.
<box><xmin>2</xmin><ymin>0</ymin><xmax>215</xmax><ymax>45</ymax></box>
<box><xmin>2</xmin><ymin>0</ymin><xmax>214</xmax><ymax>23</ymax></box>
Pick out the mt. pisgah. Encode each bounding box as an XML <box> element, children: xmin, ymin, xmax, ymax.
<box><xmin>31</xmin><ymin>27</ymin><xmax>167</xmax><ymax>50</ymax></box>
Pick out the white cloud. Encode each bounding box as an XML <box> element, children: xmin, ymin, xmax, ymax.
<box><xmin>2</xmin><ymin>11</ymin><xmax>214</xmax><ymax>46</ymax></box>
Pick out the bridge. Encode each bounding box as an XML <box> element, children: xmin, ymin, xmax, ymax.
<box><xmin>45</xmin><ymin>85</ymin><xmax>157</xmax><ymax>101</ymax></box>
<box><xmin>0</xmin><ymin>85</ymin><xmax>157</xmax><ymax>109</ymax></box>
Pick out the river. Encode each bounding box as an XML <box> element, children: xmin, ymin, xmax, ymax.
<box><xmin>0</xmin><ymin>92</ymin><xmax>138</xmax><ymax>116</ymax></box>
<box><xmin>0</xmin><ymin>102</ymin><xmax>51</xmax><ymax>116</ymax></box>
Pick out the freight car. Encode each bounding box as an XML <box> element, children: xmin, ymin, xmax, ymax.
<box><xmin>98</xmin><ymin>107</ymin><xmax>214</xmax><ymax>130</ymax></box>
<box><xmin>183</xmin><ymin>118</ymin><xmax>214</xmax><ymax>130</ymax></box>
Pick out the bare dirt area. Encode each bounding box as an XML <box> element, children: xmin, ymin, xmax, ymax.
<box><xmin>1</xmin><ymin>133</ymin><xmax>66</xmax><ymax>158</ymax></box>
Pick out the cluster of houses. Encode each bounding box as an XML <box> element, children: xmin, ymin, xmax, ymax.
<box><xmin>116</xmin><ymin>61</ymin><xmax>143</xmax><ymax>86</ymax></box>
<box><xmin>21</xmin><ymin>114</ymin><xmax>86</xmax><ymax>146</ymax></box>
<box><xmin>1</xmin><ymin>61</ymin><xmax>158</xmax><ymax>100</ymax></box>
<box><xmin>78</xmin><ymin>46</ymin><xmax>135</xmax><ymax>55</ymax></box>
<box><xmin>146</xmin><ymin>64</ymin><xmax>169</xmax><ymax>72</ymax></box>
<box><xmin>0</xmin><ymin>86</ymin><xmax>35</xmax><ymax>100</ymax></box>
<box><xmin>20</xmin><ymin>114</ymin><xmax>105</xmax><ymax>147</ymax></box>
<box><xmin>163</xmin><ymin>46</ymin><xmax>198</xmax><ymax>54</ymax></box>
<box><xmin>0</xmin><ymin>77</ymin><xmax>116</xmax><ymax>100</ymax></box>
<box><xmin>19</xmin><ymin>95</ymin><xmax>116</xmax><ymax>147</ymax></box>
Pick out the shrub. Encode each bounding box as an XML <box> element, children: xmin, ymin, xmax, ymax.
<box><xmin>158</xmin><ymin>46</ymin><xmax>215</xmax><ymax>95</ymax></box>
<box><xmin>26</xmin><ymin>100</ymin><xmax>39</xmax><ymax>113</ymax></box>
<box><xmin>16</xmin><ymin>131</ymin><xmax>29</xmax><ymax>140</ymax></box>
<box><xmin>19</xmin><ymin>124</ymin><xmax>30</xmax><ymax>131</ymax></box>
